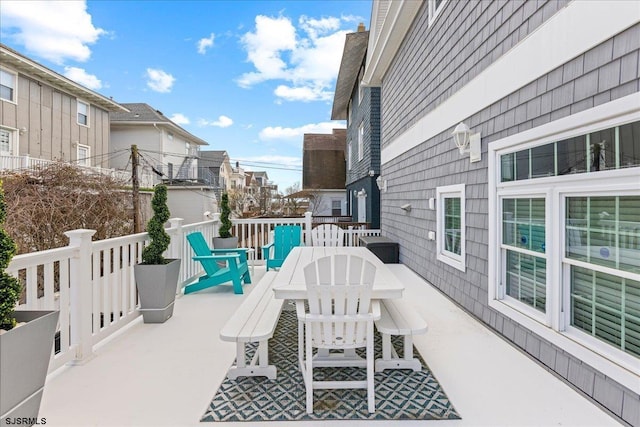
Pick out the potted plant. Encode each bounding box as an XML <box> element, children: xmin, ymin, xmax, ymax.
<box><xmin>212</xmin><ymin>193</ymin><xmax>238</xmax><ymax>249</ymax></box>
<box><xmin>134</xmin><ymin>184</ymin><xmax>180</xmax><ymax>323</ymax></box>
<box><xmin>0</xmin><ymin>180</ymin><xmax>59</xmax><ymax>425</ymax></box>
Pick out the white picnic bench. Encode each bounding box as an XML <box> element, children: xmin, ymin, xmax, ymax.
<box><xmin>375</xmin><ymin>297</ymin><xmax>428</xmax><ymax>372</ymax></box>
<box><xmin>219</xmin><ymin>271</ymin><xmax>284</xmax><ymax>379</ymax></box>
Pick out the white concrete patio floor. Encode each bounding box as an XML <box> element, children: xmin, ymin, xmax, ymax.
<box><xmin>40</xmin><ymin>265</ymin><xmax>621</xmax><ymax>426</ymax></box>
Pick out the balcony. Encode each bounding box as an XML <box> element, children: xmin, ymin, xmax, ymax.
<box><xmin>6</xmin><ymin>215</ymin><xmax>620</xmax><ymax>426</ymax></box>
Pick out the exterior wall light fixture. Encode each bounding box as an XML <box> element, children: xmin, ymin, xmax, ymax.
<box><xmin>376</xmin><ymin>175</ymin><xmax>387</xmax><ymax>192</ymax></box>
<box><xmin>451</xmin><ymin>122</ymin><xmax>481</xmax><ymax>163</ymax></box>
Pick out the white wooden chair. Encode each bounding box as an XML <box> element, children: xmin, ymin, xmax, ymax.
<box><xmin>310</xmin><ymin>224</ymin><xmax>345</xmax><ymax>247</ymax></box>
<box><xmin>296</xmin><ymin>254</ymin><xmax>379</xmax><ymax>414</ymax></box>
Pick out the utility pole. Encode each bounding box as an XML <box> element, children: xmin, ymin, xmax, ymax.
<box><xmin>131</xmin><ymin>144</ymin><xmax>141</xmax><ymax>233</ymax></box>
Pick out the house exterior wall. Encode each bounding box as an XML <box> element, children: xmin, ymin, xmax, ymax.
<box><xmin>110</xmin><ymin>126</ymin><xmax>162</xmax><ymax>181</ymax></box>
<box><xmin>1</xmin><ymin>71</ymin><xmax>111</xmax><ymax>167</ymax></box>
<box><xmin>345</xmin><ymin>82</ymin><xmax>381</xmax><ymax>227</ymax></box>
<box><xmin>166</xmin><ymin>187</ymin><xmax>217</xmax><ymax>225</ymax></box>
<box><xmin>377</xmin><ymin>1</ymin><xmax>639</xmax><ymax>424</ymax></box>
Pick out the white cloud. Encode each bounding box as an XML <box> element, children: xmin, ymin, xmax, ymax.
<box><xmin>63</xmin><ymin>66</ymin><xmax>102</xmax><ymax>90</ymax></box>
<box><xmin>259</xmin><ymin>122</ymin><xmax>343</xmax><ymax>143</ymax></box>
<box><xmin>146</xmin><ymin>68</ymin><xmax>175</xmax><ymax>93</ymax></box>
<box><xmin>237</xmin><ymin>14</ymin><xmax>356</xmax><ymax>103</ymax></box>
<box><xmin>170</xmin><ymin>113</ymin><xmax>190</xmax><ymax>125</ymax></box>
<box><xmin>198</xmin><ymin>115</ymin><xmax>233</xmax><ymax>128</ymax></box>
<box><xmin>1</xmin><ymin>0</ymin><xmax>105</xmax><ymax>64</ymax></box>
<box><xmin>197</xmin><ymin>33</ymin><xmax>215</xmax><ymax>54</ymax></box>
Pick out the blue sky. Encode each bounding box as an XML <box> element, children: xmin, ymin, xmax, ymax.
<box><xmin>0</xmin><ymin>0</ymin><xmax>372</xmax><ymax>191</ymax></box>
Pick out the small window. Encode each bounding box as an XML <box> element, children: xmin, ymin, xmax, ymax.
<box><xmin>436</xmin><ymin>184</ymin><xmax>465</xmax><ymax>271</ymax></box>
<box><xmin>358</xmin><ymin>123</ymin><xmax>364</xmax><ymax>161</ymax></box>
<box><xmin>168</xmin><ymin>132</ymin><xmax>174</xmax><ymax>141</ymax></box>
<box><xmin>0</xmin><ymin>68</ymin><xmax>17</xmax><ymax>103</ymax></box>
<box><xmin>0</xmin><ymin>128</ymin><xmax>14</xmax><ymax>154</ymax></box>
<box><xmin>77</xmin><ymin>144</ymin><xmax>90</xmax><ymax>166</ymax></box>
<box><xmin>428</xmin><ymin>0</ymin><xmax>446</xmax><ymax>25</ymax></box>
<box><xmin>347</xmin><ymin>142</ymin><xmax>352</xmax><ymax>170</ymax></box>
<box><xmin>331</xmin><ymin>200</ymin><xmax>341</xmax><ymax>216</ymax></box>
<box><xmin>77</xmin><ymin>100</ymin><xmax>89</xmax><ymax>126</ymax></box>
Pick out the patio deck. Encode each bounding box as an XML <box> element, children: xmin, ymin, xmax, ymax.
<box><xmin>39</xmin><ymin>264</ymin><xmax>620</xmax><ymax>426</ymax></box>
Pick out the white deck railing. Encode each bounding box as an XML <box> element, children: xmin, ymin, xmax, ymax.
<box><xmin>6</xmin><ymin>214</ymin><xmax>380</xmax><ymax>373</ymax></box>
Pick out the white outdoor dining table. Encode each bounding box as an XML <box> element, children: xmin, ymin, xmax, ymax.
<box><xmin>272</xmin><ymin>246</ymin><xmax>404</xmax><ymax>300</ymax></box>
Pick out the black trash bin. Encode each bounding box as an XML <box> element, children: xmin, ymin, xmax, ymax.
<box><xmin>359</xmin><ymin>236</ymin><xmax>399</xmax><ymax>263</ymax></box>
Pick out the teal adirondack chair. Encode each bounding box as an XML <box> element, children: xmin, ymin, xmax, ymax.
<box><xmin>185</xmin><ymin>232</ymin><xmax>251</xmax><ymax>294</ymax></box>
<box><xmin>262</xmin><ymin>225</ymin><xmax>302</xmax><ymax>271</ymax></box>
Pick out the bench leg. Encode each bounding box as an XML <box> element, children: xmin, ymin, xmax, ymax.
<box><xmin>227</xmin><ymin>340</ymin><xmax>277</xmax><ymax>380</ymax></box>
<box><xmin>375</xmin><ymin>333</ymin><xmax>422</xmax><ymax>372</ymax></box>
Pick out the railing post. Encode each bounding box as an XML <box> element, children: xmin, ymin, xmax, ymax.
<box><xmin>212</xmin><ymin>212</ymin><xmax>221</xmax><ymax>237</ymax></box>
<box><xmin>304</xmin><ymin>211</ymin><xmax>313</xmax><ymax>245</ymax></box>
<box><xmin>167</xmin><ymin>218</ymin><xmax>184</xmax><ymax>293</ymax></box>
<box><xmin>64</xmin><ymin>229</ymin><xmax>96</xmax><ymax>363</ymax></box>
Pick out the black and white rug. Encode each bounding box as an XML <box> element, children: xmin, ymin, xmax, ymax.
<box><xmin>201</xmin><ymin>308</ymin><xmax>460</xmax><ymax>422</ymax></box>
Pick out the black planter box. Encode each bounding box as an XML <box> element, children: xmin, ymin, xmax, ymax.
<box><xmin>359</xmin><ymin>236</ymin><xmax>399</xmax><ymax>263</ymax></box>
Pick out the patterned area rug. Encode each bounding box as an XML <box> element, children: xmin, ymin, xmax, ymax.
<box><xmin>202</xmin><ymin>305</ymin><xmax>460</xmax><ymax>422</ymax></box>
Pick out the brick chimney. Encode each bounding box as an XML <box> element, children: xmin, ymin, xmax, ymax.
<box><xmin>357</xmin><ymin>22</ymin><xmax>366</xmax><ymax>32</ymax></box>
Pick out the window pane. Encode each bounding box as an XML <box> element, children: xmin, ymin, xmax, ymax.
<box><xmin>500</xmin><ymin>153</ymin><xmax>515</xmax><ymax>182</ymax></box>
<box><xmin>444</xmin><ymin>197</ymin><xmax>461</xmax><ymax>255</ymax></box>
<box><xmin>570</xmin><ymin>266</ymin><xmax>640</xmax><ymax>357</ymax></box>
<box><xmin>503</xmin><ymin>198</ymin><xmax>545</xmax><ymax>253</ymax></box>
<box><xmin>619</xmin><ymin>121</ymin><xmax>640</xmax><ymax>169</ymax></box>
<box><xmin>0</xmin><ymin>129</ymin><xmax>10</xmax><ymax>152</ymax></box>
<box><xmin>566</xmin><ymin>196</ymin><xmax>640</xmax><ymax>273</ymax></box>
<box><xmin>557</xmin><ymin>135</ymin><xmax>587</xmax><ymax>175</ymax></box>
<box><xmin>531</xmin><ymin>143</ymin><xmax>555</xmax><ymax>178</ymax></box>
<box><xmin>515</xmin><ymin>150</ymin><xmax>529</xmax><ymax>180</ymax></box>
<box><xmin>589</xmin><ymin>127</ymin><xmax>615</xmax><ymax>172</ymax></box>
<box><xmin>506</xmin><ymin>250</ymin><xmax>546</xmax><ymax>312</ymax></box>
<box><xmin>0</xmin><ymin>84</ymin><xmax>13</xmax><ymax>101</ymax></box>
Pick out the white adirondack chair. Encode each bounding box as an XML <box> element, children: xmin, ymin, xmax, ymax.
<box><xmin>310</xmin><ymin>224</ymin><xmax>345</xmax><ymax>246</ymax></box>
<box><xmin>296</xmin><ymin>254</ymin><xmax>379</xmax><ymax>414</ymax></box>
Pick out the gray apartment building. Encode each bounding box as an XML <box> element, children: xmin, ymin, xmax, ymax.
<box><xmin>365</xmin><ymin>1</ymin><xmax>640</xmax><ymax>425</ymax></box>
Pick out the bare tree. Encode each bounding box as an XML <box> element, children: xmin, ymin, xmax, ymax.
<box><xmin>2</xmin><ymin>163</ymin><xmax>134</xmax><ymax>254</ymax></box>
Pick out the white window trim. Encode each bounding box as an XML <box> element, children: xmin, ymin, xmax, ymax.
<box><xmin>76</xmin><ymin>144</ymin><xmax>90</xmax><ymax>166</ymax></box>
<box><xmin>347</xmin><ymin>142</ymin><xmax>352</xmax><ymax>170</ymax></box>
<box><xmin>436</xmin><ymin>183</ymin><xmax>466</xmax><ymax>272</ymax></box>
<box><xmin>0</xmin><ymin>67</ymin><xmax>18</xmax><ymax>104</ymax></box>
<box><xmin>428</xmin><ymin>0</ymin><xmax>447</xmax><ymax>26</ymax></box>
<box><xmin>358</xmin><ymin>123</ymin><xmax>364</xmax><ymax>161</ymax></box>
<box><xmin>488</xmin><ymin>94</ymin><xmax>640</xmax><ymax>393</ymax></box>
<box><xmin>77</xmin><ymin>99</ymin><xmax>90</xmax><ymax>127</ymax></box>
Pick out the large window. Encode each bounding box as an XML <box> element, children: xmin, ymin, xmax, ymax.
<box><xmin>77</xmin><ymin>100</ymin><xmax>89</xmax><ymax>126</ymax></box>
<box><xmin>436</xmin><ymin>184</ymin><xmax>465</xmax><ymax>271</ymax></box>
<box><xmin>489</xmin><ymin>96</ymin><xmax>640</xmax><ymax>390</ymax></box>
<box><xmin>0</xmin><ymin>68</ymin><xmax>16</xmax><ymax>102</ymax></box>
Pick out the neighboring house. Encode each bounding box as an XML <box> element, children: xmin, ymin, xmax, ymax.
<box><xmin>365</xmin><ymin>1</ymin><xmax>639</xmax><ymax>424</ymax></box>
<box><xmin>228</xmin><ymin>161</ymin><xmax>246</xmax><ymax>191</ymax></box>
<box><xmin>302</xmin><ymin>129</ymin><xmax>347</xmax><ymax>217</ymax></box>
<box><xmin>198</xmin><ymin>150</ymin><xmax>229</xmax><ymax>201</ymax></box>
<box><xmin>0</xmin><ymin>43</ymin><xmax>127</xmax><ymax>172</ymax></box>
<box><xmin>332</xmin><ymin>23</ymin><xmax>381</xmax><ymax>228</ymax></box>
<box><xmin>110</xmin><ymin>103</ymin><xmax>208</xmax><ymax>185</ymax></box>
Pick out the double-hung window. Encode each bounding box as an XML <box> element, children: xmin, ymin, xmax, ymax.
<box><xmin>1</xmin><ymin>68</ymin><xmax>17</xmax><ymax>102</ymax></box>
<box><xmin>0</xmin><ymin>128</ymin><xmax>15</xmax><ymax>155</ymax></box>
<box><xmin>77</xmin><ymin>100</ymin><xmax>89</xmax><ymax>126</ymax></box>
<box><xmin>489</xmin><ymin>95</ymin><xmax>640</xmax><ymax>391</ymax></box>
<box><xmin>436</xmin><ymin>184</ymin><xmax>465</xmax><ymax>271</ymax></box>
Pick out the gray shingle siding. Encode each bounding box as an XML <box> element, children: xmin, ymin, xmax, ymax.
<box><xmin>379</xmin><ymin>0</ymin><xmax>639</xmax><ymax>423</ymax></box>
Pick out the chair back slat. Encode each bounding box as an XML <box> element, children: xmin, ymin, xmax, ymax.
<box><xmin>274</xmin><ymin>225</ymin><xmax>302</xmax><ymax>259</ymax></box>
<box><xmin>311</xmin><ymin>224</ymin><xmax>345</xmax><ymax>247</ymax></box>
<box><xmin>303</xmin><ymin>254</ymin><xmax>376</xmax><ymax>347</ymax></box>
<box><xmin>187</xmin><ymin>232</ymin><xmax>221</xmax><ymax>275</ymax></box>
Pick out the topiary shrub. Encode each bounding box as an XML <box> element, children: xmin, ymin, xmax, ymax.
<box><xmin>141</xmin><ymin>184</ymin><xmax>171</xmax><ymax>265</ymax></box>
<box><xmin>0</xmin><ymin>180</ymin><xmax>21</xmax><ymax>330</ymax></box>
<box><xmin>218</xmin><ymin>193</ymin><xmax>233</xmax><ymax>238</ymax></box>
